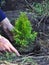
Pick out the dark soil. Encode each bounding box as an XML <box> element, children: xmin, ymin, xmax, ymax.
<box><xmin>0</xmin><ymin>10</ymin><xmax>49</xmax><ymax>65</ymax></box>
<box><xmin>0</xmin><ymin>0</ymin><xmax>49</xmax><ymax>65</ymax></box>
<box><xmin>1</xmin><ymin>0</ymin><xmax>44</xmax><ymax>11</ymax></box>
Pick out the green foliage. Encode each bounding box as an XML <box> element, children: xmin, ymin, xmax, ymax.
<box><xmin>21</xmin><ymin>57</ymin><xmax>38</xmax><ymax>65</ymax></box>
<box><xmin>33</xmin><ymin>0</ymin><xmax>49</xmax><ymax>15</ymax></box>
<box><xmin>30</xmin><ymin>0</ymin><xmax>49</xmax><ymax>16</ymax></box>
<box><xmin>0</xmin><ymin>52</ymin><xmax>16</xmax><ymax>62</ymax></box>
<box><xmin>33</xmin><ymin>3</ymin><xmax>44</xmax><ymax>15</ymax></box>
<box><xmin>12</xmin><ymin>12</ymin><xmax>37</xmax><ymax>47</ymax></box>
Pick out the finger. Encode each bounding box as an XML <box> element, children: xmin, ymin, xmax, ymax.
<box><xmin>9</xmin><ymin>45</ymin><xmax>20</xmax><ymax>56</ymax></box>
<box><xmin>0</xmin><ymin>48</ymin><xmax>5</xmax><ymax>51</ymax></box>
<box><xmin>0</xmin><ymin>46</ymin><xmax>6</xmax><ymax>51</ymax></box>
<box><xmin>8</xmin><ymin>42</ymin><xmax>20</xmax><ymax>56</ymax></box>
<box><xmin>4</xmin><ymin>45</ymin><xmax>12</xmax><ymax>53</ymax></box>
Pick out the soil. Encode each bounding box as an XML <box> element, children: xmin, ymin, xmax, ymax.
<box><xmin>0</xmin><ymin>0</ymin><xmax>49</xmax><ymax>65</ymax></box>
<box><xmin>1</xmin><ymin>0</ymin><xmax>43</xmax><ymax>11</ymax></box>
<box><xmin>0</xmin><ymin>10</ymin><xmax>49</xmax><ymax>65</ymax></box>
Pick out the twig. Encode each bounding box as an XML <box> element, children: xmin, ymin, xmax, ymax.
<box><xmin>39</xmin><ymin>32</ymin><xmax>49</xmax><ymax>37</ymax></box>
<box><xmin>25</xmin><ymin>0</ymin><xmax>34</xmax><ymax>10</ymax></box>
<box><xmin>0</xmin><ymin>61</ymin><xmax>18</xmax><ymax>65</ymax></box>
<box><xmin>37</xmin><ymin>13</ymin><xmax>47</xmax><ymax>28</ymax></box>
<box><xmin>14</xmin><ymin>55</ymin><xmax>49</xmax><ymax>62</ymax></box>
<box><xmin>42</xmin><ymin>15</ymin><xmax>48</xmax><ymax>33</ymax></box>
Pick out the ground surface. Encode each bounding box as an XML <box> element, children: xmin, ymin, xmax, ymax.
<box><xmin>0</xmin><ymin>0</ymin><xmax>49</xmax><ymax>65</ymax></box>
<box><xmin>0</xmin><ymin>10</ymin><xmax>49</xmax><ymax>65</ymax></box>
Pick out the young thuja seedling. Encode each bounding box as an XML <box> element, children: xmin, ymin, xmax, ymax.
<box><xmin>12</xmin><ymin>12</ymin><xmax>37</xmax><ymax>47</ymax></box>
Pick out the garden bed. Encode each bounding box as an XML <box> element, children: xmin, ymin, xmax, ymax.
<box><xmin>0</xmin><ymin>0</ymin><xmax>49</xmax><ymax>64</ymax></box>
<box><xmin>0</xmin><ymin>10</ymin><xmax>49</xmax><ymax>65</ymax></box>
<box><xmin>5</xmin><ymin>11</ymin><xmax>49</xmax><ymax>54</ymax></box>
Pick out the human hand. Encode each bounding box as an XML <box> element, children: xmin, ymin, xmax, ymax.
<box><xmin>0</xmin><ymin>35</ymin><xmax>20</xmax><ymax>56</ymax></box>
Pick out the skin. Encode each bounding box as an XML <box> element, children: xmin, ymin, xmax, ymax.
<box><xmin>0</xmin><ymin>35</ymin><xmax>20</xmax><ymax>56</ymax></box>
<box><xmin>0</xmin><ymin>18</ymin><xmax>20</xmax><ymax>56</ymax></box>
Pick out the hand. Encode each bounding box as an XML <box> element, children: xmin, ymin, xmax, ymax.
<box><xmin>0</xmin><ymin>35</ymin><xmax>20</xmax><ymax>56</ymax></box>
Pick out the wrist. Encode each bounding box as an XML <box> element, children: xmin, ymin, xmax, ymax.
<box><xmin>1</xmin><ymin>17</ymin><xmax>14</xmax><ymax>31</ymax></box>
